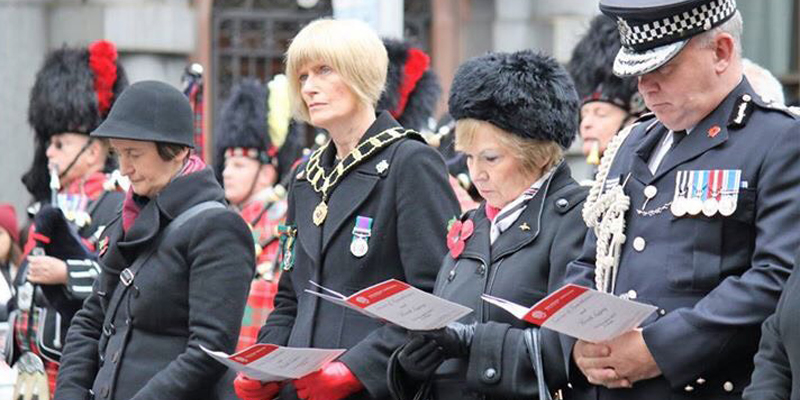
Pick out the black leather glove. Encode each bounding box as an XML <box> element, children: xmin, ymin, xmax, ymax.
<box><xmin>421</xmin><ymin>322</ymin><xmax>476</xmax><ymax>359</ymax></box>
<box><xmin>397</xmin><ymin>335</ymin><xmax>445</xmax><ymax>381</ymax></box>
<box><xmin>34</xmin><ymin>205</ymin><xmax>93</xmax><ymax>260</ymax></box>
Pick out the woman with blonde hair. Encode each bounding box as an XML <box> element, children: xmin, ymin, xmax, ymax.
<box><xmin>388</xmin><ymin>50</ymin><xmax>588</xmax><ymax>400</ymax></box>
<box><xmin>233</xmin><ymin>18</ymin><xmax>459</xmax><ymax>400</ymax></box>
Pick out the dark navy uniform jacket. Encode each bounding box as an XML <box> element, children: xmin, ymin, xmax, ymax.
<box><xmin>744</xmin><ymin>250</ymin><xmax>800</xmax><ymax>400</ymax></box>
<box><xmin>562</xmin><ymin>78</ymin><xmax>800</xmax><ymax>399</ymax></box>
<box><xmin>258</xmin><ymin>112</ymin><xmax>460</xmax><ymax>399</ymax></box>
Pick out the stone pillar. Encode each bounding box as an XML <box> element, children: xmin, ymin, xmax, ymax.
<box><xmin>0</xmin><ymin>0</ymin><xmax>48</xmax><ymax>221</ymax></box>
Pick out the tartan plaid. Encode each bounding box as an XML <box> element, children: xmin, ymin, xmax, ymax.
<box><xmin>235</xmin><ymin>198</ymin><xmax>285</xmax><ymax>351</ymax></box>
<box><xmin>13</xmin><ymin>308</ymin><xmax>59</xmax><ymax>398</ymax></box>
<box><xmin>236</xmin><ymin>279</ymin><xmax>278</xmax><ymax>351</ymax></box>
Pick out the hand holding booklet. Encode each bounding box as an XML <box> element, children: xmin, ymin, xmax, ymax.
<box><xmin>305</xmin><ymin>279</ymin><xmax>472</xmax><ymax>331</ymax></box>
<box><xmin>202</xmin><ymin>344</ymin><xmax>344</xmax><ymax>382</ymax></box>
<box><xmin>481</xmin><ymin>284</ymin><xmax>656</xmax><ymax>343</ymax></box>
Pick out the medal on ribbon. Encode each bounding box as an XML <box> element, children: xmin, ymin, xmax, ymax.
<box><xmin>702</xmin><ymin>170</ymin><xmax>722</xmax><ymax>217</ymax></box>
<box><xmin>718</xmin><ymin>169</ymin><xmax>741</xmax><ymax>216</ymax></box>
<box><xmin>277</xmin><ymin>224</ymin><xmax>297</xmax><ymax>271</ymax></box>
<box><xmin>671</xmin><ymin>171</ymin><xmax>690</xmax><ymax>217</ymax></box>
<box><xmin>686</xmin><ymin>171</ymin><xmax>704</xmax><ymax>216</ymax></box>
<box><xmin>350</xmin><ymin>216</ymin><xmax>373</xmax><ymax>258</ymax></box>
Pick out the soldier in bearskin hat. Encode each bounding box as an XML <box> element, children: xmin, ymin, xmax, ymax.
<box><xmin>6</xmin><ymin>40</ymin><xmax>128</xmax><ymax>399</ymax></box>
<box><xmin>214</xmin><ymin>76</ymin><xmax>302</xmax><ymax>352</ymax></box>
<box><xmin>387</xmin><ymin>49</ymin><xmax>588</xmax><ymax>400</ymax></box>
<box><xmin>568</xmin><ymin>14</ymin><xmax>647</xmax><ymax>168</ymax></box>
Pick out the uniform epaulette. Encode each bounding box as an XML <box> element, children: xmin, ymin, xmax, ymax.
<box><xmin>751</xmin><ymin>95</ymin><xmax>800</xmax><ymax>119</ymax></box>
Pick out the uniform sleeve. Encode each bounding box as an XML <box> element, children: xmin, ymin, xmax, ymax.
<box><xmin>466</xmin><ymin>193</ymin><xmax>587</xmax><ymax>397</ymax></box>
<box><xmin>741</xmin><ymin>312</ymin><xmax>790</xmax><ymax>400</ymax></box>
<box><xmin>129</xmin><ymin>210</ymin><xmax>254</xmax><ymax>400</ymax></box>
<box><xmin>257</xmin><ymin>173</ymin><xmax>299</xmax><ymax>346</ymax></box>
<box><xmin>64</xmin><ymin>258</ymin><xmax>101</xmax><ymax>300</ymax></box>
<box><xmin>339</xmin><ymin>142</ymin><xmax>460</xmax><ymax>398</ymax></box>
<box><xmin>54</xmin><ymin>281</ymin><xmax>105</xmax><ymax>400</ymax></box>
<box><xmin>642</xmin><ymin>124</ymin><xmax>800</xmax><ymax>388</ymax></box>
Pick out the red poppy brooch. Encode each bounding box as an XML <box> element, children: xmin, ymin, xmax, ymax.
<box><xmin>446</xmin><ymin>218</ymin><xmax>474</xmax><ymax>258</ymax></box>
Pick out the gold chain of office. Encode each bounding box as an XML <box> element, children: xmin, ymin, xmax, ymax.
<box><xmin>305</xmin><ymin>127</ymin><xmax>415</xmax><ymax>225</ymax></box>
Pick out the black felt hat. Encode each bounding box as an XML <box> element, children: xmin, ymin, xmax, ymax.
<box><xmin>92</xmin><ymin>80</ymin><xmax>194</xmax><ymax>147</ymax></box>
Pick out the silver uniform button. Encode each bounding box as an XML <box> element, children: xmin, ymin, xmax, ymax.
<box><xmin>742</xmin><ymin>94</ymin><xmax>752</xmax><ymax>102</ymax></box>
<box><xmin>696</xmin><ymin>377</ymin><xmax>706</xmax><ymax>385</ymax></box>
<box><xmin>484</xmin><ymin>368</ymin><xmax>497</xmax><ymax>379</ymax></box>
<box><xmin>644</xmin><ymin>185</ymin><xmax>658</xmax><ymax>199</ymax></box>
<box><xmin>684</xmin><ymin>385</ymin><xmax>694</xmax><ymax>392</ymax></box>
<box><xmin>626</xmin><ymin>290</ymin><xmax>637</xmax><ymax>300</ymax></box>
<box><xmin>723</xmin><ymin>381</ymin><xmax>734</xmax><ymax>392</ymax></box>
<box><xmin>633</xmin><ymin>237</ymin><xmax>646</xmax><ymax>252</ymax></box>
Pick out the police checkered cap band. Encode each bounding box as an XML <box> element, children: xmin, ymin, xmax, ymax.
<box><xmin>617</xmin><ymin>0</ymin><xmax>737</xmax><ymax>51</ymax></box>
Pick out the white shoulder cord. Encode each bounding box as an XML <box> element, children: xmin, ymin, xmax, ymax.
<box><xmin>582</xmin><ymin>124</ymin><xmax>635</xmax><ymax>294</ymax></box>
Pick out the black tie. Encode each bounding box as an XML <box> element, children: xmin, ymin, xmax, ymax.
<box><xmin>670</xmin><ymin>130</ymin><xmax>687</xmax><ymax>150</ymax></box>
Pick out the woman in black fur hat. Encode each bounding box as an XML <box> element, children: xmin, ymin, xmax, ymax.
<box><xmin>567</xmin><ymin>15</ymin><xmax>647</xmax><ymax>166</ymax></box>
<box><xmin>387</xmin><ymin>50</ymin><xmax>588</xmax><ymax>400</ymax></box>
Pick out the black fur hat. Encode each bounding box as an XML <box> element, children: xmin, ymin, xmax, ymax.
<box><xmin>22</xmin><ymin>41</ymin><xmax>128</xmax><ymax>202</ymax></box>
<box><xmin>377</xmin><ymin>38</ymin><xmax>441</xmax><ymax>132</ymax></box>
<box><xmin>214</xmin><ymin>79</ymin><xmax>271</xmax><ymax>177</ymax></box>
<box><xmin>449</xmin><ymin>50</ymin><xmax>579</xmax><ymax>149</ymax></box>
<box><xmin>567</xmin><ymin>15</ymin><xmax>646</xmax><ymax>116</ymax></box>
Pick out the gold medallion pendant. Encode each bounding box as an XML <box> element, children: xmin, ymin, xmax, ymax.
<box><xmin>313</xmin><ymin>201</ymin><xmax>329</xmax><ymax>226</ymax></box>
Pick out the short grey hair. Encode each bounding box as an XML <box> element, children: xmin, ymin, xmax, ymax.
<box><xmin>695</xmin><ymin>10</ymin><xmax>743</xmax><ymax>56</ymax></box>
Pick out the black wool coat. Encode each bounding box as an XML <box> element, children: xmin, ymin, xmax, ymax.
<box><xmin>391</xmin><ymin>162</ymin><xmax>588</xmax><ymax>400</ymax></box>
<box><xmin>258</xmin><ymin>112</ymin><xmax>460</xmax><ymax>399</ymax></box>
<box><xmin>744</xmin><ymin>250</ymin><xmax>800</xmax><ymax>400</ymax></box>
<box><xmin>54</xmin><ymin>168</ymin><xmax>255</xmax><ymax>400</ymax></box>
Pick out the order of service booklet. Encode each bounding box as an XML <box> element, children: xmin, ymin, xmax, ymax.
<box><xmin>202</xmin><ymin>344</ymin><xmax>345</xmax><ymax>382</ymax></box>
<box><xmin>481</xmin><ymin>284</ymin><xmax>657</xmax><ymax>343</ymax></box>
<box><xmin>305</xmin><ymin>279</ymin><xmax>472</xmax><ymax>331</ymax></box>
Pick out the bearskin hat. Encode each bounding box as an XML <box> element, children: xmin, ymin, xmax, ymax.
<box><xmin>21</xmin><ymin>41</ymin><xmax>128</xmax><ymax>202</ymax></box>
<box><xmin>449</xmin><ymin>50</ymin><xmax>579</xmax><ymax>149</ymax></box>
<box><xmin>377</xmin><ymin>38</ymin><xmax>441</xmax><ymax>132</ymax></box>
<box><xmin>214</xmin><ymin>79</ymin><xmax>271</xmax><ymax>177</ymax></box>
<box><xmin>567</xmin><ymin>15</ymin><xmax>645</xmax><ymax>116</ymax></box>
<box><xmin>214</xmin><ymin>78</ymin><xmax>303</xmax><ymax>184</ymax></box>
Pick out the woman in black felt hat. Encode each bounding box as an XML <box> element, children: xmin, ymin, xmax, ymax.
<box><xmin>387</xmin><ymin>50</ymin><xmax>589</xmax><ymax>400</ymax></box>
<box><xmin>54</xmin><ymin>80</ymin><xmax>254</xmax><ymax>400</ymax></box>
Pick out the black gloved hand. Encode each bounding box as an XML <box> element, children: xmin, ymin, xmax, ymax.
<box><xmin>33</xmin><ymin>205</ymin><xmax>92</xmax><ymax>260</ymax></box>
<box><xmin>397</xmin><ymin>335</ymin><xmax>445</xmax><ymax>381</ymax></box>
<box><xmin>421</xmin><ymin>322</ymin><xmax>476</xmax><ymax>359</ymax></box>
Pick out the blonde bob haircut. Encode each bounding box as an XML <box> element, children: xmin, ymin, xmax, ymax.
<box><xmin>285</xmin><ymin>19</ymin><xmax>388</xmax><ymax>123</ymax></box>
<box><xmin>454</xmin><ymin>118</ymin><xmax>563</xmax><ymax>175</ymax></box>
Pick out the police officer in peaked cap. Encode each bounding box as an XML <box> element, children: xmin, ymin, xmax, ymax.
<box><xmin>561</xmin><ymin>0</ymin><xmax>800</xmax><ymax>399</ymax></box>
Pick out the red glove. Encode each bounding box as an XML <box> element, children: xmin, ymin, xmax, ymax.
<box><xmin>233</xmin><ymin>373</ymin><xmax>281</xmax><ymax>400</ymax></box>
<box><xmin>293</xmin><ymin>361</ymin><xmax>364</xmax><ymax>400</ymax></box>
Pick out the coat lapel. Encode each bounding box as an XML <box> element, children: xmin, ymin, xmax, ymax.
<box><xmin>631</xmin><ymin>122</ymin><xmax>668</xmax><ymax>185</ymax></box>
<box><xmin>321</xmin><ymin>168</ymin><xmax>380</xmax><ymax>253</ymax></box>
<box><xmin>488</xmin><ymin>162</ymin><xmax>569</xmax><ymax>263</ymax></box>
<box><xmin>460</xmin><ymin>210</ymin><xmax>491</xmax><ymax>267</ymax></box>
<box><xmin>293</xmin><ymin>180</ymin><xmax>324</xmax><ymax>268</ymax></box>
<box><xmin>650</xmin><ymin>80</ymin><xmax>752</xmax><ymax>182</ymax></box>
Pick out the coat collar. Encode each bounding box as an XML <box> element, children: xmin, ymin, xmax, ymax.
<box><xmin>293</xmin><ymin>112</ymin><xmax>408</xmax><ymax>267</ymax></box>
<box><xmin>117</xmin><ymin>168</ymin><xmax>225</xmax><ymax>253</ymax></box>
<box><xmin>459</xmin><ymin>162</ymin><xmax>575</xmax><ymax>265</ymax></box>
<box><xmin>632</xmin><ymin>78</ymin><xmax>754</xmax><ymax>184</ymax></box>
